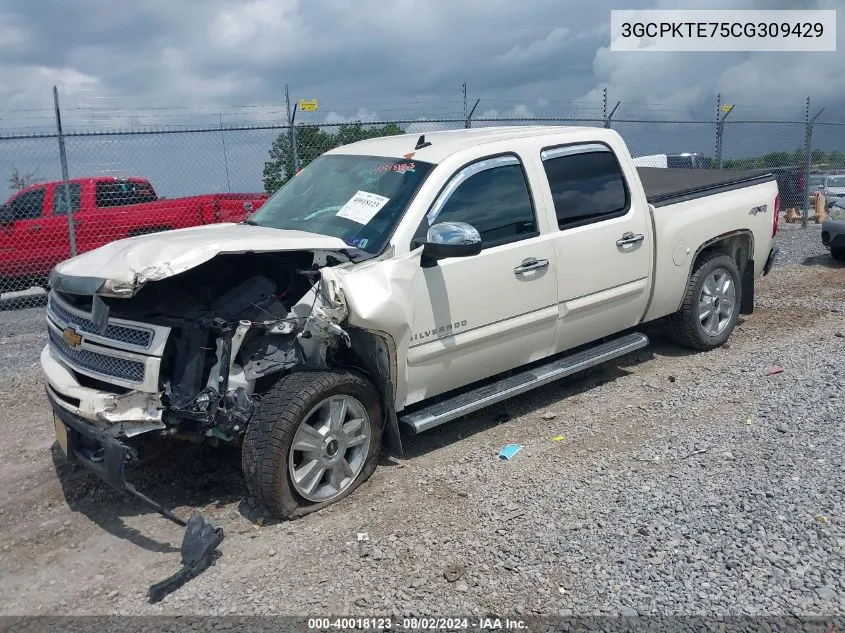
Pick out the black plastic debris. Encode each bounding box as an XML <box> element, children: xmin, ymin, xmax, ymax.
<box><xmin>147</xmin><ymin>513</ymin><xmax>224</xmax><ymax>603</ymax></box>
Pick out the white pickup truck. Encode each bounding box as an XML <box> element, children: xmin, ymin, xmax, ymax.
<box><xmin>43</xmin><ymin>126</ymin><xmax>780</xmax><ymax>522</ymax></box>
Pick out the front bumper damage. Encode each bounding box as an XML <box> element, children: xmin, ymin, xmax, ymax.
<box><xmin>43</xmin><ymin>241</ymin><xmax>428</xmax><ymax>602</ymax></box>
<box><xmin>49</xmin><ymin>389</ymin><xmax>224</xmax><ymax>602</ymax></box>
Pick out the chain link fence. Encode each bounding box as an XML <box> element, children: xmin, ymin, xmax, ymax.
<box><xmin>1</xmin><ymin>89</ymin><xmax>843</xmax><ymax>310</ymax></box>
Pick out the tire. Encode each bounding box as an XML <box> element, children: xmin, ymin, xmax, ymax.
<box><xmin>242</xmin><ymin>370</ymin><xmax>383</xmax><ymax>519</ymax></box>
<box><xmin>665</xmin><ymin>253</ymin><xmax>742</xmax><ymax>351</ymax></box>
<box><xmin>831</xmin><ymin>248</ymin><xmax>845</xmax><ymax>262</ymax></box>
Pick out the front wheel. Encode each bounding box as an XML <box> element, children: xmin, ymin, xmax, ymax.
<box><xmin>242</xmin><ymin>370</ymin><xmax>382</xmax><ymax>519</ymax></box>
<box><xmin>831</xmin><ymin>247</ymin><xmax>845</xmax><ymax>262</ymax></box>
<box><xmin>665</xmin><ymin>253</ymin><xmax>742</xmax><ymax>351</ymax></box>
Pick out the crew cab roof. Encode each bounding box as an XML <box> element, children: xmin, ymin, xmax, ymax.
<box><xmin>325</xmin><ymin>125</ymin><xmax>612</xmax><ymax>164</ymax></box>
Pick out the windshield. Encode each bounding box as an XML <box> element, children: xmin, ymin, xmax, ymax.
<box><xmin>248</xmin><ymin>154</ymin><xmax>434</xmax><ymax>254</ymax></box>
<box><xmin>825</xmin><ymin>175</ymin><xmax>845</xmax><ymax>188</ymax></box>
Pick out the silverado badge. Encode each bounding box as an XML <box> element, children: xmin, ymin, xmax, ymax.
<box><xmin>62</xmin><ymin>326</ymin><xmax>83</xmax><ymax>348</ymax></box>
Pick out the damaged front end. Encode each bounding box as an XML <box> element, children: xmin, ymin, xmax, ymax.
<box><xmin>46</xmin><ymin>248</ymin><xmax>359</xmax><ymax>468</ymax></box>
<box><xmin>45</xmin><ymin>248</ymin><xmax>365</xmax><ymax>601</ymax></box>
<box><xmin>44</xmin><ymin>235</ymin><xmax>425</xmax><ymax>600</ymax></box>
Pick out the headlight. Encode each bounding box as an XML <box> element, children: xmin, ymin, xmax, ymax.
<box><xmin>97</xmin><ymin>278</ymin><xmax>137</xmax><ymax>297</ymax></box>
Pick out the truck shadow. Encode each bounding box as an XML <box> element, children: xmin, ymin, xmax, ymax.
<box><xmin>802</xmin><ymin>254</ymin><xmax>844</xmax><ymax>269</ymax></box>
<box><xmin>48</xmin><ymin>328</ymin><xmax>709</xmax><ymax>537</ymax></box>
<box><xmin>399</xmin><ymin>325</ymin><xmax>702</xmax><ymax>460</ymax></box>
<box><xmin>50</xmin><ymin>441</ymin><xmax>245</xmax><ymax>552</ymax></box>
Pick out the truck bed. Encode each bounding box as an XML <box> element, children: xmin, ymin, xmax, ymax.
<box><xmin>637</xmin><ymin>167</ymin><xmax>777</xmax><ymax>208</ymax></box>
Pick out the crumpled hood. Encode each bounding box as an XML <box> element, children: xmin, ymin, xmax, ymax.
<box><xmin>53</xmin><ymin>223</ymin><xmax>350</xmax><ymax>287</ymax></box>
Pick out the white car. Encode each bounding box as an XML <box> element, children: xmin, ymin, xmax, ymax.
<box><xmin>42</xmin><ymin>126</ymin><xmax>780</xmax><ymax>523</ymax></box>
<box><xmin>823</xmin><ymin>174</ymin><xmax>845</xmax><ymax>206</ymax></box>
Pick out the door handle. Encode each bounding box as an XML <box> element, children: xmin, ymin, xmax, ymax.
<box><xmin>29</xmin><ymin>225</ymin><xmax>42</xmax><ymax>232</ymax></box>
<box><xmin>514</xmin><ymin>257</ymin><xmax>549</xmax><ymax>275</ymax></box>
<box><xmin>616</xmin><ymin>232</ymin><xmax>644</xmax><ymax>247</ymax></box>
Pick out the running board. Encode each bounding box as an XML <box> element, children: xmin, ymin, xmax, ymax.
<box><xmin>399</xmin><ymin>332</ymin><xmax>649</xmax><ymax>435</ymax></box>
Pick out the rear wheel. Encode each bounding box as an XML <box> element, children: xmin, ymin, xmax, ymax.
<box><xmin>665</xmin><ymin>253</ymin><xmax>742</xmax><ymax>351</ymax></box>
<box><xmin>242</xmin><ymin>370</ymin><xmax>382</xmax><ymax>519</ymax></box>
<box><xmin>831</xmin><ymin>247</ymin><xmax>845</xmax><ymax>262</ymax></box>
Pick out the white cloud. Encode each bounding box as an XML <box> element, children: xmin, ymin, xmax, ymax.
<box><xmin>495</xmin><ymin>27</ymin><xmax>571</xmax><ymax>65</ymax></box>
<box><xmin>479</xmin><ymin>104</ymin><xmax>536</xmax><ymax>120</ymax></box>
<box><xmin>323</xmin><ymin>108</ymin><xmax>380</xmax><ymax>125</ymax></box>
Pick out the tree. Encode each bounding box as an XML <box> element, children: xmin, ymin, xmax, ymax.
<box><xmin>9</xmin><ymin>166</ymin><xmax>41</xmax><ymax>193</ymax></box>
<box><xmin>262</xmin><ymin>122</ymin><xmax>406</xmax><ymax>194</ymax></box>
<box><xmin>811</xmin><ymin>149</ymin><xmax>827</xmax><ymax>164</ymax></box>
<box><xmin>828</xmin><ymin>151</ymin><xmax>845</xmax><ymax>169</ymax></box>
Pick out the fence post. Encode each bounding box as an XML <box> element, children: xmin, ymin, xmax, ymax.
<box><xmin>462</xmin><ymin>83</ymin><xmax>468</xmax><ymax>121</ymax></box>
<box><xmin>803</xmin><ymin>98</ymin><xmax>826</xmax><ymax>229</ymax></box>
<box><xmin>285</xmin><ymin>84</ymin><xmax>299</xmax><ymax>174</ymax></box>
<box><xmin>605</xmin><ymin>101</ymin><xmax>620</xmax><ymax>129</ymax></box>
<box><xmin>53</xmin><ymin>85</ymin><xmax>77</xmax><ymax>258</ymax></box>
<box><xmin>715</xmin><ymin>96</ymin><xmax>734</xmax><ymax>168</ymax></box>
<box><xmin>465</xmin><ymin>98</ymin><xmax>479</xmax><ymax>129</ymax></box>
<box><xmin>602</xmin><ymin>86</ymin><xmax>607</xmax><ymax>123</ymax></box>
<box><xmin>219</xmin><ymin>114</ymin><xmax>231</xmax><ymax>193</ymax></box>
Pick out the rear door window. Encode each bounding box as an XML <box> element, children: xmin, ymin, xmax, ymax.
<box><xmin>95</xmin><ymin>181</ymin><xmax>157</xmax><ymax>208</ymax></box>
<box><xmin>540</xmin><ymin>145</ymin><xmax>630</xmax><ymax>230</ymax></box>
<box><xmin>53</xmin><ymin>183</ymin><xmax>82</xmax><ymax>215</ymax></box>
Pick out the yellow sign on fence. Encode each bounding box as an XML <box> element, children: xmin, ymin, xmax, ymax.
<box><xmin>299</xmin><ymin>99</ymin><xmax>318</xmax><ymax>111</ymax></box>
<box><xmin>722</xmin><ymin>104</ymin><xmax>734</xmax><ymax>112</ymax></box>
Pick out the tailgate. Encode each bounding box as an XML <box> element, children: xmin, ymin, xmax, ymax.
<box><xmin>204</xmin><ymin>194</ymin><xmax>268</xmax><ymax>224</ymax></box>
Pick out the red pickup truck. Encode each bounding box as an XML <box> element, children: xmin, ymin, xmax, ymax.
<box><xmin>0</xmin><ymin>176</ymin><xmax>268</xmax><ymax>293</ymax></box>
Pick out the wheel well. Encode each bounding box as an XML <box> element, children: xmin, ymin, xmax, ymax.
<box><xmin>694</xmin><ymin>231</ymin><xmax>754</xmax><ymax>274</ymax></box>
<box><xmin>332</xmin><ymin>328</ymin><xmax>403</xmax><ymax>457</ymax></box>
<box><xmin>687</xmin><ymin>230</ymin><xmax>755</xmax><ymax>315</ymax></box>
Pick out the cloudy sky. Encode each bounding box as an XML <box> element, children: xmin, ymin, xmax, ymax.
<box><xmin>0</xmin><ymin>0</ymin><xmax>843</xmax><ymax>195</ymax></box>
<box><xmin>1</xmin><ymin>0</ymin><xmax>843</xmax><ymax>126</ymax></box>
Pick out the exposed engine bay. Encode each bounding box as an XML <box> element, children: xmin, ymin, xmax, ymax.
<box><xmin>51</xmin><ymin>250</ymin><xmax>371</xmax><ymax>446</ymax></box>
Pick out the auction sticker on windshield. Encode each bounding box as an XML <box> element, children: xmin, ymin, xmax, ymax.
<box><xmin>336</xmin><ymin>191</ymin><xmax>390</xmax><ymax>224</ymax></box>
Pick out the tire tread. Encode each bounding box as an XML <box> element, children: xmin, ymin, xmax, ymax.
<box><xmin>665</xmin><ymin>252</ymin><xmax>741</xmax><ymax>351</ymax></box>
<box><xmin>242</xmin><ymin>370</ymin><xmax>382</xmax><ymax>520</ymax></box>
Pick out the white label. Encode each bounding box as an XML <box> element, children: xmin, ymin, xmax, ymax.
<box><xmin>610</xmin><ymin>10</ymin><xmax>836</xmax><ymax>52</ymax></box>
<box><xmin>335</xmin><ymin>191</ymin><xmax>390</xmax><ymax>225</ymax></box>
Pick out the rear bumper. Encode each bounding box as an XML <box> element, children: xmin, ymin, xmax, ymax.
<box><xmin>763</xmin><ymin>247</ymin><xmax>779</xmax><ymax>276</ymax></box>
<box><xmin>821</xmin><ymin>218</ymin><xmax>845</xmax><ymax>251</ymax></box>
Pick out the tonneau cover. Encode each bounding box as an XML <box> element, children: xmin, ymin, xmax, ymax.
<box><xmin>637</xmin><ymin>167</ymin><xmax>776</xmax><ymax>207</ymax></box>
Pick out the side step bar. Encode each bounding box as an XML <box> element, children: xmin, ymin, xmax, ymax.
<box><xmin>399</xmin><ymin>332</ymin><xmax>649</xmax><ymax>435</ymax></box>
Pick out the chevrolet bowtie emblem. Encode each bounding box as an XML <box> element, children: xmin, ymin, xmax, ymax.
<box><xmin>62</xmin><ymin>326</ymin><xmax>83</xmax><ymax>348</ymax></box>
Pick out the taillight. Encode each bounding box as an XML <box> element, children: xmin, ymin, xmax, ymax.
<box><xmin>772</xmin><ymin>193</ymin><xmax>780</xmax><ymax>237</ymax></box>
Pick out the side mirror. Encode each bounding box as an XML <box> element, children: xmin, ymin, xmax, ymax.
<box><xmin>417</xmin><ymin>221</ymin><xmax>482</xmax><ymax>267</ymax></box>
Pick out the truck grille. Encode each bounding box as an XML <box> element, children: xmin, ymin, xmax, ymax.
<box><xmin>48</xmin><ymin>327</ymin><xmax>146</xmax><ymax>383</ymax></box>
<box><xmin>48</xmin><ymin>296</ymin><xmax>153</xmax><ymax>349</ymax></box>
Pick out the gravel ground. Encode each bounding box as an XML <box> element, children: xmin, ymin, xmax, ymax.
<box><xmin>0</xmin><ymin>224</ymin><xmax>842</xmax><ymax>618</ymax></box>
